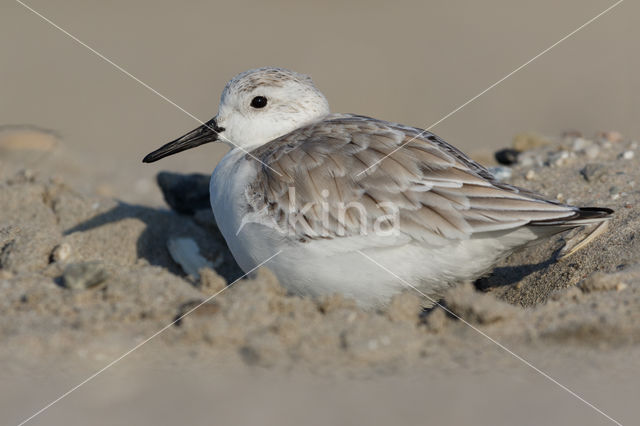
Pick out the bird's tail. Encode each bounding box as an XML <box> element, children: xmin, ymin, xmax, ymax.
<box><xmin>529</xmin><ymin>207</ymin><xmax>614</xmax><ymax>259</ymax></box>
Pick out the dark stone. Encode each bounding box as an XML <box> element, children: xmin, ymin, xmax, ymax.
<box><xmin>156</xmin><ymin>172</ymin><xmax>211</xmax><ymax>215</ymax></box>
<box><xmin>494</xmin><ymin>148</ymin><xmax>520</xmax><ymax>165</ymax></box>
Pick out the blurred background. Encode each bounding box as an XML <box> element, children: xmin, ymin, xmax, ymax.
<box><xmin>2</xmin><ymin>0</ymin><xmax>636</xmax><ymax>206</ymax></box>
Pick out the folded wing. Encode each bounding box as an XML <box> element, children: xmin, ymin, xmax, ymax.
<box><xmin>245</xmin><ymin>114</ymin><xmax>596</xmax><ymax>244</ymax></box>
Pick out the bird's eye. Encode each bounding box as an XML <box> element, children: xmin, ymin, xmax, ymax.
<box><xmin>250</xmin><ymin>96</ymin><xmax>268</xmax><ymax>109</ymax></box>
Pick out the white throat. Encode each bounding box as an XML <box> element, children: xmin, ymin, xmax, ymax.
<box><xmin>219</xmin><ymin>109</ymin><xmax>329</xmax><ymax>150</ymax></box>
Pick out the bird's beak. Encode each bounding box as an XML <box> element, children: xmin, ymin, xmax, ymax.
<box><xmin>142</xmin><ymin>117</ymin><xmax>224</xmax><ymax>163</ymax></box>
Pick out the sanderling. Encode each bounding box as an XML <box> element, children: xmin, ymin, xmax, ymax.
<box><xmin>144</xmin><ymin>67</ymin><xmax>612</xmax><ymax>308</ymax></box>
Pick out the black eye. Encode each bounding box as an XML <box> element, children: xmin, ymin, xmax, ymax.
<box><xmin>250</xmin><ymin>96</ymin><xmax>268</xmax><ymax>109</ymax></box>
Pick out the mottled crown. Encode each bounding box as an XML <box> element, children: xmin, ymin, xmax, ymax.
<box><xmin>222</xmin><ymin>67</ymin><xmax>315</xmax><ymax>100</ymax></box>
<box><xmin>231</xmin><ymin>67</ymin><xmax>314</xmax><ymax>89</ymax></box>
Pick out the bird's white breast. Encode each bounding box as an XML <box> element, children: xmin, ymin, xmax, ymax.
<box><xmin>210</xmin><ymin>148</ymin><xmax>283</xmax><ymax>273</ymax></box>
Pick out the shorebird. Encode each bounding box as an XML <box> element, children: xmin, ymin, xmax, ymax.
<box><xmin>144</xmin><ymin>67</ymin><xmax>612</xmax><ymax>308</ymax></box>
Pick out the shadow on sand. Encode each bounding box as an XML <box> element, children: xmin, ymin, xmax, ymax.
<box><xmin>474</xmin><ymin>248</ymin><xmax>560</xmax><ymax>291</ymax></box>
<box><xmin>64</xmin><ymin>202</ymin><xmax>243</xmax><ymax>283</ymax></box>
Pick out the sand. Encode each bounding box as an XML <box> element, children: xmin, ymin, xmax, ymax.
<box><xmin>1</xmin><ymin>128</ymin><xmax>639</xmax><ymax>425</ymax></box>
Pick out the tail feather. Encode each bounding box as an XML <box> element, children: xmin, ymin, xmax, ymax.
<box><xmin>528</xmin><ymin>206</ymin><xmax>613</xmax><ymax>259</ymax></box>
<box><xmin>569</xmin><ymin>206</ymin><xmax>615</xmax><ymax>222</ymax></box>
<box><xmin>529</xmin><ymin>206</ymin><xmax>613</xmax><ymax>227</ymax></box>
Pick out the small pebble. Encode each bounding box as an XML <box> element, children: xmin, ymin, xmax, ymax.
<box><xmin>517</xmin><ymin>152</ymin><xmax>544</xmax><ymax>168</ymax></box>
<box><xmin>518</xmin><ymin>156</ymin><xmax>532</xmax><ymax>167</ymax></box>
<box><xmin>525</xmin><ymin>170</ymin><xmax>536</xmax><ymax>181</ymax></box>
<box><xmin>63</xmin><ymin>261</ymin><xmax>109</xmax><ymax>290</ymax></box>
<box><xmin>494</xmin><ymin>148</ymin><xmax>519</xmax><ymax>166</ymax></box>
<box><xmin>51</xmin><ymin>243</ymin><xmax>71</xmax><ymax>263</ymax></box>
<box><xmin>549</xmin><ymin>150</ymin><xmax>570</xmax><ymax>166</ymax></box>
<box><xmin>488</xmin><ymin>166</ymin><xmax>512</xmax><ymax>181</ymax></box>
<box><xmin>621</xmin><ymin>150</ymin><xmax>634</xmax><ymax>160</ymax></box>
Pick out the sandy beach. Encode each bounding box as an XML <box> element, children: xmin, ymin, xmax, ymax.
<box><xmin>1</xmin><ymin>126</ymin><xmax>638</xmax><ymax>425</ymax></box>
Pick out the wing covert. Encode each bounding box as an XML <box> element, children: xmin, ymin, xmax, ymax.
<box><xmin>245</xmin><ymin>114</ymin><xmax>575</xmax><ymax>243</ymax></box>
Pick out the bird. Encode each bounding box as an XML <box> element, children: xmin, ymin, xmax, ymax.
<box><xmin>143</xmin><ymin>67</ymin><xmax>612</xmax><ymax>309</ymax></box>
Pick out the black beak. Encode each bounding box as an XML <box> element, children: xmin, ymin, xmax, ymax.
<box><xmin>142</xmin><ymin>117</ymin><xmax>224</xmax><ymax>163</ymax></box>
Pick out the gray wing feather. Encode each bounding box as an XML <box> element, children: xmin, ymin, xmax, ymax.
<box><xmin>245</xmin><ymin>114</ymin><xmax>576</xmax><ymax>242</ymax></box>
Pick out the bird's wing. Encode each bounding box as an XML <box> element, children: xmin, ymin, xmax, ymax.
<box><xmin>245</xmin><ymin>114</ymin><xmax>577</xmax><ymax>244</ymax></box>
